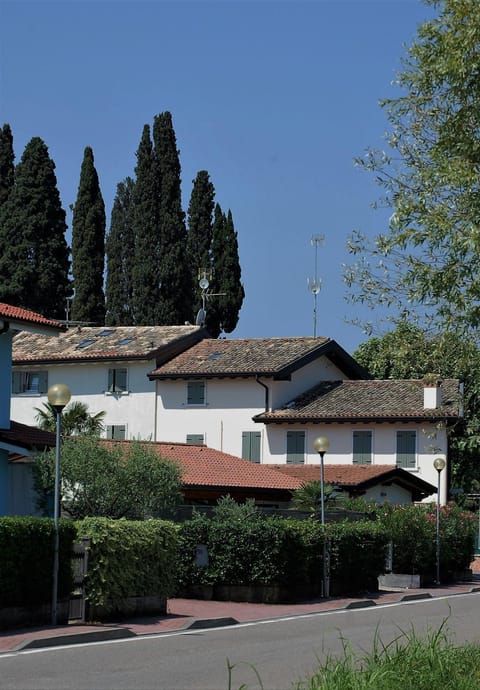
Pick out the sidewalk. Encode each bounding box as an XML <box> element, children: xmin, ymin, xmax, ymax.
<box><xmin>2</xmin><ymin>578</ymin><xmax>480</xmax><ymax>654</ymax></box>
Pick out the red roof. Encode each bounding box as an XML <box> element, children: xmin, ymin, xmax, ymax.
<box><xmin>105</xmin><ymin>441</ymin><xmax>300</xmax><ymax>490</ymax></box>
<box><xmin>1</xmin><ymin>420</ymin><xmax>56</xmax><ymax>452</ymax></box>
<box><xmin>0</xmin><ymin>303</ymin><xmax>64</xmax><ymax>331</ymax></box>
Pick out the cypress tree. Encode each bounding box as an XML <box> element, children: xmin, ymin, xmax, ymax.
<box><xmin>131</xmin><ymin>124</ymin><xmax>161</xmax><ymax>324</ymax></box>
<box><xmin>0</xmin><ymin>137</ymin><xmax>71</xmax><ymax>317</ymax></box>
<box><xmin>0</xmin><ymin>123</ymin><xmax>14</xmax><ymax>207</ymax></box>
<box><xmin>71</xmin><ymin>146</ymin><xmax>106</xmax><ymax>324</ymax></box>
<box><xmin>208</xmin><ymin>204</ymin><xmax>244</xmax><ymax>337</ymax></box>
<box><xmin>187</xmin><ymin>170</ymin><xmax>215</xmax><ymax>316</ymax></box>
<box><xmin>153</xmin><ymin>112</ymin><xmax>192</xmax><ymax>324</ymax></box>
<box><xmin>105</xmin><ymin>177</ymin><xmax>135</xmax><ymax>325</ymax></box>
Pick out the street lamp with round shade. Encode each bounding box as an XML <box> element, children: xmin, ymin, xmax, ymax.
<box><xmin>313</xmin><ymin>435</ymin><xmax>330</xmax><ymax>597</ymax></box>
<box><xmin>433</xmin><ymin>457</ymin><xmax>446</xmax><ymax>586</ymax></box>
<box><xmin>48</xmin><ymin>383</ymin><xmax>71</xmax><ymax>625</ymax></box>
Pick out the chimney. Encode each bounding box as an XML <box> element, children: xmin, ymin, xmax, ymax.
<box><xmin>423</xmin><ymin>376</ymin><xmax>442</xmax><ymax>409</ymax></box>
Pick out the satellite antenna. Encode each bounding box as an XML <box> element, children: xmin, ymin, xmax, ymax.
<box><xmin>307</xmin><ymin>234</ymin><xmax>324</xmax><ymax>337</ymax></box>
<box><xmin>195</xmin><ymin>269</ymin><xmax>226</xmax><ymax>329</ymax></box>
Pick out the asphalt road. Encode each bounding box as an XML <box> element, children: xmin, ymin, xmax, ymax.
<box><xmin>1</xmin><ymin>593</ymin><xmax>480</xmax><ymax>690</ymax></box>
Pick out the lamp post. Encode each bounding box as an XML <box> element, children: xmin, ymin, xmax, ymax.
<box><xmin>313</xmin><ymin>435</ymin><xmax>330</xmax><ymax>597</ymax></box>
<box><xmin>48</xmin><ymin>383</ymin><xmax>71</xmax><ymax>625</ymax></box>
<box><xmin>433</xmin><ymin>457</ymin><xmax>446</xmax><ymax>586</ymax></box>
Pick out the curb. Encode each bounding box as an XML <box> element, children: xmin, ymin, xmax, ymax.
<box><xmin>13</xmin><ymin>627</ymin><xmax>137</xmax><ymax>652</ymax></box>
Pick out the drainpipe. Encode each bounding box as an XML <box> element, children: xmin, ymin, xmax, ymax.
<box><xmin>255</xmin><ymin>375</ymin><xmax>270</xmax><ymax>412</ymax></box>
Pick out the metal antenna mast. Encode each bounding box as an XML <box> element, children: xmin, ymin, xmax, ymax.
<box><xmin>307</xmin><ymin>234</ymin><xmax>324</xmax><ymax>337</ymax></box>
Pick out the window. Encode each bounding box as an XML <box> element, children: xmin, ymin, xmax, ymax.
<box><xmin>353</xmin><ymin>431</ymin><xmax>372</xmax><ymax>465</ymax></box>
<box><xmin>242</xmin><ymin>431</ymin><xmax>261</xmax><ymax>463</ymax></box>
<box><xmin>106</xmin><ymin>424</ymin><xmax>126</xmax><ymax>440</ymax></box>
<box><xmin>117</xmin><ymin>337</ymin><xmax>134</xmax><ymax>346</ymax></box>
<box><xmin>396</xmin><ymin>430</ymin><xmax>416</xmax><ymax>468</ymax></box>
<box><xmin>186</xmin><ymin>434</ymin><xmax>204</xmax><ymax>445</ymax></box>
<box><xmin>12</xmin><ymin>370</ymin><xmax>48</xmax><ymax>394</ymax></box>
<box><xmin>187</xmin><ymin>381</ymin><xmax>205</xmax><ymax>405</ymax></box>
<box><xmin>107</xmin><ymin>368</ymin><xmax>128</xmax><ymax>393</ymax></box>
<box><xmin>76</xmin><ymin>339</ymin><xmax>95</xmax><ymax>349</ymax></box>
<box><xmin>286</xmin><ymin>430</ymin><xmax>305</xmax><ymax>464</ymax></box>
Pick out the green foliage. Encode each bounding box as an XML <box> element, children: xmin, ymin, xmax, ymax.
<box><xmin>378</xmin><ymin>502</ymin><xmax>476</xmax><ymax>577</ymax></box>
<box><xmin>75</xmin><ymin>517</ymin><xmax>178</xmax><ymax>608</ymax></box>
<box><xmin>34</xmin><ymin>437</ymin><xmax>182</xmax><ymax>519</ymax></box>
<box><xmin>71</xmin><ymin>146</ymin><xmax>106</xmax><ymax>324</ymax></box>
<box><xmin>353</xmin><ymin>323</ymin><xmax>480</xmax><ymax>495</ymax></box>
<box><xmin>0</xmin><ymin>123</ymin><xmax>14</xmax><ymax>207</ymax></box>
<box><xmin>344</xmin><ymin>0</ymin><xmax>480</xmax><ymax>339</ymax></box>
<box><xmin>0</xmin><ymin>136</ymin><xmax>71</xmax><ymax>318</ymax></box>
<box><xmin>153</xmin><ymin>111</ymin><xmax>193</xmax><ymax>325</ymax></box>
<box><xmin>208</xmin><ymin>204</ymin><xmax>244</xmax><ymax>337</ymax></box>
<box><xmin>296</xmin><ymin>622</ymin><xmax>480</xmax><ymax>690</ymax></box>
<box><xmin>0</xmin><ymin>517</ymin><xmax>75</xmax><ymax>607</ymax></box>
<box><xmin>34</xmin><ymin>401</ymin><xmax>105</xmax><ymax>436</ymax></box>
<box><xmin>131</xmin><ymin>124</ymin><xmax>161</xmax><ymax>324</ymax></box>
<box><xmin>187</xmin><ymin>170</ymin><xmax>215</xmax><ymax>310</ymax></box>
<box><xmin>105</xmin><ymin>177</ymin><xmax>135</xmax><ymax>325</ymax></box>
<box><xmin>291</xmin><ymin>481</ymin><xmax>341</xmax><ymax>513</ymax></box>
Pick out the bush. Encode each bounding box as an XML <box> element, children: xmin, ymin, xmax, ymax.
<box><xmin>0</xmin><ymin>517</ymin><xmax>76</xmax><ymax>607</ymax></box>
<box><xmin>75</xmin><ymin>517</ymin><xmax>178</xmax><ymax>610</ymax></box>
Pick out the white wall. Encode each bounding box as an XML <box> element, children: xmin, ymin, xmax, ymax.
<box><xmin>10</xmin><ymin>361</ymin><xmax>157</xmax><ymax>440</ymax></box>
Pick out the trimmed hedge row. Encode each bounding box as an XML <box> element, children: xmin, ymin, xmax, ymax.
<box><xmin>75</xmin><ymin>517</ymin><xmax>178</xmax><ymax>610</ymax></box>
<box><xmin>176</xmin><ymin>514</ymin><xmax>389</xmax><ymax>597</ymax></box>
<box><xmin>0</xmin><ymin>517</ymin><xmax>76</xmax><ymax>607</ymax></box>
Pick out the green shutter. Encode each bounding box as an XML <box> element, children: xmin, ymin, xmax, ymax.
<box><xmin>286</xmin><ymin>431</ymin><xmax>305</xmax><ymax>464</ymax></box>
<box><xmin>242</xmin><ymin>431</ymin><xmax>261</xmax><ymax>463</ymax></box>
<box><xmin>186</xmin><ymin>434</ymin><xmax>204</xmax><ymax>445</ymax></box>
<box><xmin>187</xmin><ymin>381</ymin><xmax>205</xmax><ymax>405</ymax></box>
<box><xmin>116</xmin><ymin>368</ymin><xmax>127</xmax><ymax>391</ymax></box>
<box><xmin>353</xmin><ymin>431</ymin><xmax>372</xmax><ymax>464</ymax></box>
<box><xmin>107</xmin><ymin>425</ymin><xmax>126</xmax><ymax>440</ymax></box>
<box><xmin>12</xmin><ymin>371</ymin><xmax>22</xmax><ymax>394</ymax></box>
<box><xmin>38</xmin><ymin>371</ymin><xmax>48</xmax><ymax>394</ymax></box>
<box><xmin>108</xmin><ymin>369</ymin><xmax>114</xmax><ymax>392</ymax></box>
<box><xmin>396</xmin><ymin>430</ymin><xmax>416</xmax><ymax>468</ymax></box>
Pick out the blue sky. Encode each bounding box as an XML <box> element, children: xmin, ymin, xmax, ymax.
<box><xmin>0</xmin><ymin>0</ymin><xmax>434</xmax><ymax>354</ymax></box>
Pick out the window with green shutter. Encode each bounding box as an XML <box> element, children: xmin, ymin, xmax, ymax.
<box><xmin>187</xmin><ymin>381</ymin><xmax>206</xmax><ymax>405</ymax></box>
<box><xmin>353</xmin><ymin>430</ymin><xmax>372</xmax><ymax>464</ymax></box>
<box><xmin>107</xmin><ymin>368</ymin><xmax>128</xmax><ymax>393</ymax></box>
<box><xmin>12</xmin><ymin>370</ymin><xmax>48</xmax><ymax>394</ymax></box>
<box><xmin>186</xmin><ymin>434</ymin><xmax>204</xmax><ymax>445</ymax></box>
<box><xmin>396</xmin><ymin>430</ymin><xmax>416</xmax><ymax>468</ymax></box>
<box><xmin>106</xmin><ymin>424</ymin><xmax>126</xmax><ymax>440</ymax></box>
<box><xmin>242</xmin><ymin>431</ymin><xmax>261</xmax><ymax>463</ymax></box>
<box><xmin>286</xmin><ymin>430</ymin><xmax>305</xmax><ymax>464</ymax></box>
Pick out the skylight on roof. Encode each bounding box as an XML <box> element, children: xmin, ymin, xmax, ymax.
<box><xmin>98</xmin><ymin>329</ymin><xmax>114</xmax><ymax>337</ymax></box>
<box><xmin>77</xmin><ymin>339</ymin><xmax>95</xmax><ymax>349</ymax></box>
<box><xmin>117</xmin><ymin>338</ymin><xmax>135</xmax><ymax>346</ymax></box>
<box><xmin>208</xmin><ymin>352</ymin><xmax>223</xmax><ymax>360</ymax></box>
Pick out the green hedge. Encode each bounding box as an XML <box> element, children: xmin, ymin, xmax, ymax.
<box><xmin>0</xmin><ymin>517</ymin><xmax>76</xmax><ymax>608</ymax></box>
<box><xmin>177</xmin><ymin>514</ymin><xmax>389</xmax><ymax>596</ymax></box>
<box><xmin>75</xmin><ymin>517</ymin><xmax>178</xmax><ymax>609</ymax></box>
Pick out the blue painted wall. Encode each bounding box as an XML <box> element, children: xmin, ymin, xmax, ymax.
<box><xmin>0</xmin><ymin>449</ymin><xmax>8</xmax><ymax>515</ymax></box>
<box><xmin>0</xmin><ymin>331</ymin><xmax>12</xmax><ymax>429</ymax></box>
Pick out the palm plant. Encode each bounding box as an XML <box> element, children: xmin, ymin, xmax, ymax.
<box><xmin>291</xmin><ymin>480</ymin><xmax>343</xmax><ymax>513</ymax></box>
<box><xmin>35</xmin><ymin>401</ymin><xmax>105</xmax><ymax>436</ymax></box>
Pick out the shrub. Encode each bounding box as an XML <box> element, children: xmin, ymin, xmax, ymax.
<box><xmin>75</xmin><ymin>517</ymin><xmax>178</xmax><ymax>609</ymax></box>
<box><xmin>0</xmin><ymin>517</ymin><xmax>76</xmax><ymax>607</ymax></box>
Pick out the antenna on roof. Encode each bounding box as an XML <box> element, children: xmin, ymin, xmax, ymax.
<box><xmin>307</xmin><ymin>234</ymin><xmax>324</xmax><ymax>338</ymax></box>
<box><xmin>195</xmin><ymin>269</ymin><xmax>226</xmax><ymax>328</ymax></box>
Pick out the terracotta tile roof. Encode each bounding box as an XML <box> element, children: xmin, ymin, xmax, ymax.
<box><xmin>272</xmin><ymin>463</ymin><xmax>436</xmax><ymax>496</ymax></box>
<box><xmin>12</xmin><ymin>325</ymin><xmax>207</xmax><ymax>364</ymax></box>
<box><xmin>104</xmin><ymin>440</ymin><xmax>300</xmax><ymax>490</ymax></box>
<box><xmin>1</xmin><ymin>420</ymin><xmax>56</xmax><ymax>451</ymax></box>
<box><xmin>149</xmin><ymin>336</ymin><xmax>351</xmax><ymax>378</ymax></box>
<box><xmin>0</xmin><ymin>303</ymin><xmax>64</xmax><ymax>331</ymax></box>
<box><xmin>254</xmin><ymin>379</ymin><xmax>461</xmax><ymax>423</ymax></box>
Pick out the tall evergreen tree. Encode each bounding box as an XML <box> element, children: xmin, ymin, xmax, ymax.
<box><xmin>71</xmin><ymin>147</ymin><xmax>106</xmax><ymax>324</ymax></box>
<box><xmin>0</xmin><ymin>137</ymin><xmax>71</xmax><ymax>317</ymax></box>
<box><xmin>0</xmin><ymin>123</ymin><xmax>14</xmax><ymax>207</ymax></box>
<box><xmin>153</xmin><ymin>112</ymin><xmax>192</xmax><ymax>324</ymax></box>
<box><xmin>131</xmin><ymin>125</ymin><xmax>161</xmax><ymax>324</ymax></box>
<box><xmin>105</xmin><ymin>177</ymin><xmax>135</xmax><ymax>325</ymax></box>
<box><xmin>187</xmin><ymin>170</ymin><xmax>215</xmax><ymax>317</ymax></box>
<box><xmin>207</xmin><ymin>204</ymin><xmax>244</xmax><ymax>337</ymax></box>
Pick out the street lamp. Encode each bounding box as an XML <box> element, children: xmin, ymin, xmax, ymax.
<box><xmin>313</xmin><ymin>435</ymin><xmax>330</xmax><ymax>597</ymax></box>
<box><xmin>48</xmin><ymin>383</ymin><xmax>71</xmax><ymax>625</ymax></box>
<box><xmin>433</xmin><ymin>457</ymin><xmax>446</xmax><ymax>586</ymax></box>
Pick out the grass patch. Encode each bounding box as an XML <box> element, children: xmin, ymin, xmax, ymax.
<box><xmin>294</xmin><ymin>621</ymin><xmax>480</xmax><ymax>690</ymax></box>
